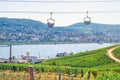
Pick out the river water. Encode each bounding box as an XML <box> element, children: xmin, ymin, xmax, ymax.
<box><xmin>0</xmin><ymin>43</ymin><xmax>116</xmax><ymax>59</ymax></box>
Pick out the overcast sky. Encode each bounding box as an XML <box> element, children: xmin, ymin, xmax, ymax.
<box><xmin>0</xmin><ymin>0</ymin><xmax>120</xmax><ymax>26</ymax></box>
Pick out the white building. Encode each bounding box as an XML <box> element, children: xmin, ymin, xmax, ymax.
<box><xmin>19</xmin><ymin>52</ymin><xmax>38</xmax><ymax>63</ymax></box>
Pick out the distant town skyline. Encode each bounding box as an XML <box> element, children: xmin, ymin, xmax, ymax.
<box><xmin>0</xmin><ymin>0</ymin><xmax>120</xmax><ymax>26</ymax></box>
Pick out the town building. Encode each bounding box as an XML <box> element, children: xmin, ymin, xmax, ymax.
<box><xmin>19</xmin><ymin>52</ymin><xmax>38</xmax><ymax>63</ymax></box>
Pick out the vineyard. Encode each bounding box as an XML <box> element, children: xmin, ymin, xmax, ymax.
<box><xmin>1</xmin><ymin>63</ymin><xmax>120</xmax><ymax>80</ymax></box>
<box><xmin>113</xmin><ymin>46</ymin><xmax>120</xmax><ymax>59</ymax></box>
<box><xmin>0</xmin><ymin>45</ymin><xmax>120</xmax><ymax>80</ymax></box>
<box><xmin>42</xmin><ymin>45</ymin><xmax>116</xmax><ymax>67</ymax></box>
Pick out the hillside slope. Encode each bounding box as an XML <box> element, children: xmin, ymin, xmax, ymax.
<box><xmin>42</xmin><ymin>45</ymin><xmax>120</xmax><ymax>67</ymax></box>
<box><xmin>0</xmin><ymin>17</ymin><xmax>120</xmax><ymax>44</ymax></box>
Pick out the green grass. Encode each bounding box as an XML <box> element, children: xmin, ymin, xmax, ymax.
<box><xmin>113</xmin><ymin>46</ymin><xmax>120</xmax><ymax>59</ymax></box>
<box><xmin>95</xmin><ymin>71</ymin><xmax>120</xmax><ymax>80</ymax></box>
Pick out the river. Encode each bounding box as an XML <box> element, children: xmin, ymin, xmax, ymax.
<box><xmin>0</xmin><ymin>43</ymin><xmax>116</xmax><ymax>59</ymax></box>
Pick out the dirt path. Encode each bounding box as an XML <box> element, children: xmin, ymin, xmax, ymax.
<box><xmin>106</xmin><ymin>46</ymin><xmax>120</xmax><ymax>62</ymax></box>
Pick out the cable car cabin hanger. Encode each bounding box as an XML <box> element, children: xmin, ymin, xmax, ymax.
<box><xmin>84</xmin><ymin>11</ymin><xmax>91</xmax><ymax>25</ymax></box>
<box><xmin>47</xmin><ymin>12</ymin><xmax>55</xmax><ymax>27</ymax></box>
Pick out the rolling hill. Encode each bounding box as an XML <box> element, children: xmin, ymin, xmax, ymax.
<box><xmin>42</xmin><ymin>45</ymin><xmax>118</xmax><ymax>67</ymax></box>
<box><xmin>0</xmin><ymin>17</ymin><xmax>120</xmax><ymax>44</ymax></box>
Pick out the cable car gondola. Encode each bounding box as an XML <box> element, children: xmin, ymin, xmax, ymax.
<box><xmin>84</xmin><ymin>11</ymin><xmax>91</xmax><ymax>25</ymax></box>
<box><xmin>47</xmin><ymin>12</ymin><xmax>55</xmax><ymax>27</ymax></box>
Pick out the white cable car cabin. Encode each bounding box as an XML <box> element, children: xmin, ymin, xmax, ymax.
<box><xmin>47</xmin><ymin>19</ymin><xmax>55</xmax><ymax>27</ymax></box>
<box><xmin>84</xmin><ymin>16</ymin><xmax>91</xmax><ymax>25</ymax></box>
<box><xmin>47</xmin><ymin>12</ymin><xmax>55</xmax><ymax>27</ymax></box>
<box><xmin>84</xmin><ymin>11</ymin><xmax>91</xmax><ymax>25</ymax></box>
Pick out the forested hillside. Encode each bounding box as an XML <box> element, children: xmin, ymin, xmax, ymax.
<box><xmin>0</xmin><ymin>17</ymin><xmax>120</xmax><ymax>44</ymax></box>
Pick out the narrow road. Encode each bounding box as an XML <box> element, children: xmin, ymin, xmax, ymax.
<box><xmin>106</xmin><ymin>46</ymin><xmax>120</xmax><ymax>62</ymax></box>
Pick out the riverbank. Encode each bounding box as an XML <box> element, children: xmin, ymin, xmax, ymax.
<box><xmin>0</xmin><ymin>42</ymin><xmax>119</xmax><ymax>45</ymax></box>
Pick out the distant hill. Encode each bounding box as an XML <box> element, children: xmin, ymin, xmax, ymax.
<box><xmin>68</xmin><ymin>22</ymin><xmax>120</xmax><ymax>33</ymax></box>
<box><xmin>0</xmin><ymin>17</ymin><xmax>47</xmax><ymax>27</ymax></box>
<box><xmin>0</xmin><ymin>17</ymin><xmax>120</xmax><ymax>44</ymax></box>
